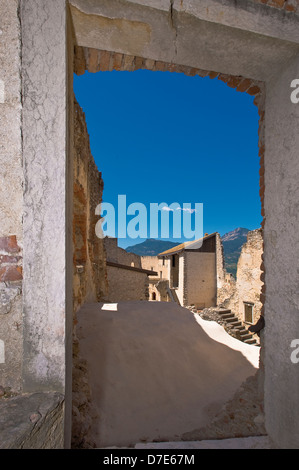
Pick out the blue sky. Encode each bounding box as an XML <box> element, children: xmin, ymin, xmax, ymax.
<box><xmin>74</xmin><ymin>70</ymin><xmax>261</xmax><ymax>249</ymax></box>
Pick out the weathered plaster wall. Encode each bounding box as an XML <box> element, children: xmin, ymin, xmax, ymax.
<box><xmin>0</xmin><ymin>0</ymin><xmax>23</xmax><ymax>392</ymax></box>
<box><xmin>264</xmin><ymin>53</ymin><xmax>299</xmax><ymax>449</ymax></box>
<box><xmin>70</xmin><ymin>0</ymin><xmax>299</xmax><ymax>81</ymax></box>
<box><xmin>21</xmin><ymin>0</ymin><xmax>71</xmax><ymax>397</ymax></box>
<box><xmin>176</xmin><ymin>253</ymin><xmax>185</xmax><ymax>305</ymax></box>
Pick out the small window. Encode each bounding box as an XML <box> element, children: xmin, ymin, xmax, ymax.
<box><xmin>162</xmin><ymin>258</ymin><xmax>165</xmax><ymax>266</ymax></box>
<box><xmin>160</xmin><ymin>271</ymin><xmax>162</xmax><ymax>278</ymax></box>
<box><xmin>244</xmin><ymin>302</ymin><xmax>253</xmax><ymax>323</ymax></box>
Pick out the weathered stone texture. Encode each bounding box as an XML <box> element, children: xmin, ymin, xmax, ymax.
<box><xmin>182</xmin><ymin>371</ymin><xmax>266</xmax><ymax>442</ymax></box>
<box><xmin>104</xmin><ymin>238</ymin><xmax>150</xmax><ymax>302</ymax></box>
<box><xmin>0</xmin><ymin>392</ymin><xmax>64</xmax><ymax>449</ymax></box>
<box><xmin>73</xmin><ymin>98</ymin><xmax>107</xmax><ymax>314</ymax></box>
<box><xmin>72</xmin><ymin>98</ymin><xmax>108</xmax><ymax>448</ymax></box>
<box><xmin>220</xmin><ymin>229</ymin><xmax>263</xmax><ymax>326</ymax></box>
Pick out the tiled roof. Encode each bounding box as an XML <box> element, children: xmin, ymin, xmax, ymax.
<box><xmin>158</xmin><ymin>233</ymin><xmax>217</xmax><ymax>257</ymax></box>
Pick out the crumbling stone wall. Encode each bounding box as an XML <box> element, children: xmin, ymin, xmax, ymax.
<box><xmin>104</xmin><ymin>238</ymin><xmax>150</xmax><ymax>302</ymax></box>
<box><xmin>72</xmin><ymin>98</ymin><xmax>108</xmax><ymax>448</ymax></box>
<box><xmin>220</xmin><ymin>229</ymin><xmax>263</xmax><ymax>326</ymax></box>
<box><xmin>73</xmin><ymin>98</ymin><xmax>108</xmax><ymax>313</ymax></box>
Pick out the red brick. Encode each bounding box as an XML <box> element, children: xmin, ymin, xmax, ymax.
<box><xmin>247</xmin><ymin>85</ymin><xmax>261</xmax><ymax>96</ymax></box>
<box><xmin>0</xmin><ymin>265</ymin><xmax>23</xmax><ymax>282</ymax></box>
<box><xmin>209</xmin><ymin>71</ymin><xmax>218</xmax><ymax>79</ymax></box>
<box><xmin>236</xmin><ymin>78</ymin><xmax>252</xmax><ymax>93</ymax></box>
<box><xmin>285</xmin><ymin>3</ymin><xmax>296</xmax><ymax>12</ymax></box>
<box><xmin>0</xmin><ymin>255</ymin><xmax>21</xmax><ymax>264</ymax></box>
<box><xmin>88</xmin><ymin>48</ymin><xmax>100</xmax><ymax>73</ymax></box>
<box><xmin>99</xmin><ymin>50</ymin><xmax>112</xmax><ymax>72</ymax></box>
<box><xmin>0</xmin><ymin>236</ymin><xmax>21</xmax><ymax>254</ymax></box>
<box><xmin>112</xmin><ymin>53</ymin><xmax>123</xmax><ymax>71</ymax></box>
<box><xmin>154</xmin><ymin>61</ymin><xmax>167</xmax><ymax>72</ymax></box>
<box><xmin>226</xmin><ymin>76</ymin><xmax>243</xmax><ymax>89</ymax></box>
<box><xmin>134</xmin><ymin>56</ymin><xmax>145</xmax><ymax>71</ymax></box>
<box><xmin>268</xmin><ymin>0</ymin><xmax>285</xmax><ymax>7</ymax></box>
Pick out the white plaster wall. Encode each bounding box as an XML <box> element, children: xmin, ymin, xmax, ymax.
<box><xmin>185</xmin><ymin>252</ymin><xmax>216</xmax><ymax>309</ymax></box>
<box><xmin>175</xmin><ymin>253</ymin><xmax>185</xmax><ymax>306</ymax></box>
<box><xmin>0</xmin><ymin>0</ymin><xmax>23</xmax><ymax>241</ymax></box>
<box><xmin>21</xmin><ymin>0</ymin><xmax>70</xmax><ymax>396</ymax></box>
<box><xmin>0</xmin><ymin>0</ymin><xmax>23</xmax><ymax>392</ymax></box>
<box><xmin>264</xmin><ymin>53</ymin><xmax>299</xmax><ymax>448</ymax></box>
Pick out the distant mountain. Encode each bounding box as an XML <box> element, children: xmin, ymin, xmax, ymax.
<box><xmin>125</xmin><ymin>239</ymin><xmax>178</xmax><ymax>256</ymax></box>
<box><xmin>221</xmin><ymin>228</ymin><xmax>250</xmax><ymax>278</ymax></box>
<box><xmin>125</xmin><ymin>229</ymin><xmax>251</xmax><ymax>277</ymax></box>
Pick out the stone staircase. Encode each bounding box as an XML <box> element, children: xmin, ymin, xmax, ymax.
<box><xmin>167</xmin><ymin>287</ymin><xmax>180</xmax><ymax>305</ymax></box>
<box><xmin>215</xmin><ymin>308</ymin><xmax>258</xmax><ymax>345</ymax></box>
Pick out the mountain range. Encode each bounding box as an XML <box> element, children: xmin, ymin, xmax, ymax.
<box><xmin>125</xmin><ymin>228</ymin><xmax>250</xmax><ymax>278</ymax></box>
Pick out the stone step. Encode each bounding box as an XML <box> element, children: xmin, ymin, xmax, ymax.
<box><xmin>225</xmin><ymin>316</ymin><xmax>239</xmax><ymax>323</ymax></box>
<box><xmin>238</xmin><ymin>328</ymin><xmax>248</xmax><ymax>335</ymax></box>
<box><xmin>229</xmin><ymin>321</ymin><xmax>242</xmax><ymax>327</ymax></box>
<box><xmin>244</xmin><ymin>338</ymin><xmax>257</xmax><ymax>345</ymax></box>
<box><xmin>216</xmin><ymin>309</ymin><xmax>232</xmax><ymax>315</ymax></box>
<box><xmin>221</xmin><ymin>313</ymin><xmax>235</xmax><ymax>320</ymax></box>
<box><xmin>240</xmin><ymin>333</ymin><xmax>253</xmax><ymax>341</ymax></box>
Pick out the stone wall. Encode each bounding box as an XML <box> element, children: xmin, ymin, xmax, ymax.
<box><xmin>104</xmin><ymin>238</ymin><xmax>149</xmax><ymax>302</ymax></box>
<box><xmin>72</xmin><ymin>98</ymin><xmax>108</xmax><ymax>448</ymax></box>
<box><xmin>106</xmin><ymin>266</ymin><xmax>149</xmax><ymax>302</ymax></box>
<box><xmin>220</xmin><ymin>229</ymin><xmax>263</xmax><ymax>326</ymax></box>
<box><xmin>0</xmin><ymin>0</ymin><xmax>23</xmax><ymax>393</ymax></box>
<box><xmin>185</xmin><ymin>252</ymin><xmax>217</xmax><ymax>309</ymax></box>
<box><xmin>141</xmin><ymin>256</ymin><xmax>170</xmax><ymax>301</ymax></box>
<box><xmin>105</xmin><ymin>237</ymin><xmax>142</xmax><ymax>267</ymax></box>
<box><xmin>73</xmin><ymin>98</ymin><xmax>108</xmax><ymax>313</ymax></box>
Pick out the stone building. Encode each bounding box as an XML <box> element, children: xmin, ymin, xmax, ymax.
<box><xmin>158</xmin><ymin>233</ymin><xmax>226</xmax><ymax>309</ymax></box>
<box><xmin>1</xmin><ymin>0</ymin><xmax>299</xmax><ymax>450</ymax></box>
<box><xmin>104</xmin><ymin>237</ymin><xmax>156</xmax><ymax>302</ymax></box>
<box><xmin>140</xmin><ymin>256</ymin><xmax>171</xmax><ymax>302</ymax></box>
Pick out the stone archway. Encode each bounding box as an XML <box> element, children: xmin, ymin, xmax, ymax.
<box><xmin>12</xmin><ymin>0</ymin><xmax>299</xmax><ymax>448</ymax></box>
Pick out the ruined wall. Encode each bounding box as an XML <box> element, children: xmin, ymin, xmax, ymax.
<box><xmin>0</xmin><ymin>0</ymin><xmax>23</xmax><ymax>393</ymax></box>
<box><xmin>220</xmin><ymin>229</ymin><xmax>263</xmax><ymax>326</ymax></box>
<box><xmin>105</xmin><ymin>237</ymin><xmax>142</xmax><ymax>267</ymax></box>
<box><xmin>141</xmin><ymin>256</ymin><xmax>170</xmax><ymax>301</ymax></box>
<box><xmin>72</xmin><ymin>98</ymin><xmax>108</xmax><ymax>448</ymax></box>
<box><xmin>106</xmin><ymin>267</ymin><xmax>149</xmax><ymax>302</ymax></box>
<box><xmin>141</xmin><ymin>256</ymin><xmax>169</xmax><ymax>278</ymax></box>
<box><xmin>104</xmin><ymin>238</ymin><xmax>149</xmax><ymax>302</ymax></box>
<box><xmin>73</xmin><ymin>98</ymin><xmax>107</xmax><ymax>313</ymax></box>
